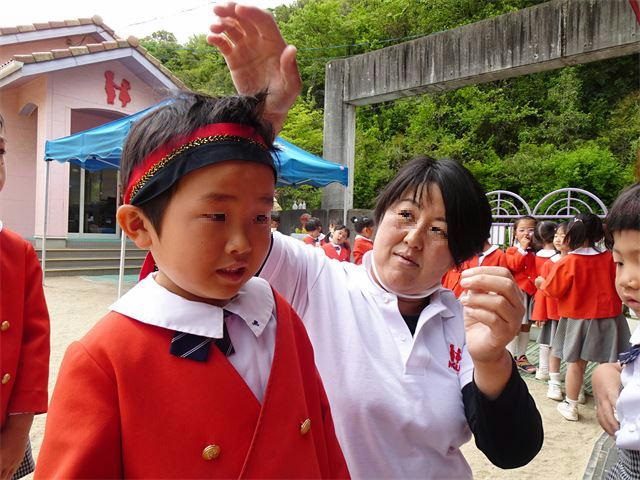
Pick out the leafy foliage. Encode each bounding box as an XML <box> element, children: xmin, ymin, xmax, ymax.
<box><xmin>139</xmin><ymin>0</ymin><xmax>639</xmax><ymax>211</ymax></box>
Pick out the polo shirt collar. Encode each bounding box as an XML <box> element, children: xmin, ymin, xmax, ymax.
<box><xmin>361</xmin><ymin>251</ymin><xmax>455</xmax><ymax>319</ymax></box>
<box><xmin>110</xmin><ymin>274</ymin><xmax>274</xmax><ymax>339</ymax></box>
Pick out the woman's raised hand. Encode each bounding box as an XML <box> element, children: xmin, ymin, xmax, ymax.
<box><xmin>207</xmin><ymin>2</ymin><xmax>302</xmax><ymax>134</ymax></box>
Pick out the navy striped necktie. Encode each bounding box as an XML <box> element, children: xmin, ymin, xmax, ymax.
<box><xmin>169</xmin><ymin>310</ymin><xmax>237</xmax><ymax>362</ymax></box>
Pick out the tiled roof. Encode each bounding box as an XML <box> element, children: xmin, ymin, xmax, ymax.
<box><xmin>0</xmin><ymin>17</ymin><xmax>187</xmax><ymax>89</ymax></box>
<box><xmin>0</xmin><ymin>15</ymin><xmax>116</xmax><ymax>37</ymax></box>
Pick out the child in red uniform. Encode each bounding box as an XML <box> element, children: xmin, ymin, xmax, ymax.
<box><xmin>322</xmin><ymin>224</ymin><xmax>351</xmax><ymax>262</ymax></box>
<box><xmin>542</xmin><ymin>213</ymin><xmax>630</xmax><ymax>421</ymax></box>
<box><xmin>535</xmin><ymin>222</ymin><xmax>569</xmax><ymax>401</ymax></box>
<box><xmin>303</xmin><ymin>217</ymin><xmax>326</xmax><ymax>247</ymax></box>
<box><xmin>351</xmin><ymin>215</ymin><xmax>374</xmax><ymax>265</ymax></box>
<box><xmin>0</xmin><ymin>115</ymin><xmax>50</xmax><ymax>480</ymax></box>
<box><xmin>530</xmin><ymin>221</ymin><xmax>557</xmax><ymax>381</ymax></box>
<box><xmin>442</xmin><ymin>240</ymin><xmax>506</xmax><ymax>297</ymax></box>
<box><xmin>36</xmin><ymin>99</ymin><xmax>348</xmax><ymax>477</ymax></box>
<box><xmin>505</xmin><ymin>216</ymin><xmax>538</xmax><ymax>373</ymax></box>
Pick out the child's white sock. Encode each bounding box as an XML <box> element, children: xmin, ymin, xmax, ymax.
<box><xmin>538</xmin><ymin>344</ymin><xmax>550</xmax><ymax>373</ymax></box>
<box><xmin>517</xmin><ymin>331</ymin><xmax>531</xmax><ymax>358</ymax></box>
<box><xmin>565</xmin><ymin>397</ymin><xmax>579</xmax><ymax>408</ymax></box>
<box><xmin>549</xmin><ymin>372</ymin><xmax>562</xmax><ymax>384</ymax></box>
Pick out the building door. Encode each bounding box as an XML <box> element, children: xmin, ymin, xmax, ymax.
<box><xmin>68</xmin><ymin>109</ymin><xmax>124</xmax><ymax>236</ymax></box>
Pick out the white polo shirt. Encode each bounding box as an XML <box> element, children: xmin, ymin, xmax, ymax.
<box><xmin>261</xmin><ymin>232</ymin><xmax>474</xmax><ymax>479</ymax></box>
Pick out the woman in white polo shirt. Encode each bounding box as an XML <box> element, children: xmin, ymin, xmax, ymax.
<box><xmin>259</xmin><ymin>156</ymin><xmax>543</xmax><ymax>478</ymax></box>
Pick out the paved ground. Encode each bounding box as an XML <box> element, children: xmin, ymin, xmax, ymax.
<box><xmin>27</xmin><ymin>276</ymin><xmax>605</xmax><ymax>479</ymax></box>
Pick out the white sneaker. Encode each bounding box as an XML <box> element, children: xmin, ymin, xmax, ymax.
<box><xmin>547</xmin><ymin>382</ymin><xmax>564</xmax><ymax>401</ymax></box>
<box><xmin>557</xmin><ymin>400</ymin><xmax>579</xmax><ymax>421</ymax></box>
<box><xmin>535</xmin><ymin>370</ymin><xmax>550</xmax><ymax>381</ymax></box>
<box><xmin>578</xmin><ymin>390</ymin><xmax>586</xmax><ymax>404</ymax></box>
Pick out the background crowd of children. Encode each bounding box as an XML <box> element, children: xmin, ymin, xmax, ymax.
<box><xmin>442</xmin><ymin>212</ymin><xmax>632</xmax><ymax>424</ymax></box>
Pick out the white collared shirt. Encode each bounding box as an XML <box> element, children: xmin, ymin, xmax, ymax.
<box><xmin>617</xmin><ymin>326</ymin><xmax>640</xmax><ymax>450</ymax></box>
<box><xmin>478</xmin><ymin>244</ymin><xmax>500</xmax><ymax>265</ymax></box>
<box><xmin>110</xmin><ymin>275</ymin><xmax>276</xmax><ymax>402</ymax></box>
<box><xmin>354</xmin><ymin>234</ymin><xmax>373</xmax><ymax>243</ymax></box>
<box><xmin>261</xmin><ymin>232</ymin><xmax>474</xmax><ymax>479</ymax></box>
<box><xmin>570</xmin><ymin>247</ymin><xmax>602</xmax><ymax>256</ymax></box>
<box><xmin>536</xmin><ymin>248</ymin><xmax>557</xmax><ymax>259</ymax></box>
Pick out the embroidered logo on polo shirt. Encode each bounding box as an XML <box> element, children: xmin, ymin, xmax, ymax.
<box><xmin>448</xmin><ymin>344</ymin><xmax>462</xmax><ymax>372</ymax></box>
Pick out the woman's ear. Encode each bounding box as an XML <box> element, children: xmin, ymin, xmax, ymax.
<box><xmin>117</xmin><ymin>205</ymin><xmax>155</xmax><ymax>249</ymax></box>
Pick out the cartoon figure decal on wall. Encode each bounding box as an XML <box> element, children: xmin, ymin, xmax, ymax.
<box><xmin>104</xmin><ymin>71</ymin><xmax>132</xmax><ymax>107</ymax></box>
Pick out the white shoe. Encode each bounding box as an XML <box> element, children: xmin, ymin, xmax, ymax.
<box><xmin>557</xmin><ymin>400</ymin><xmax>579</xmax><ymax>421</ymax></box>
<box><xmin>578</xmin><ymin>390</ymin><xmax>586</xmax><ymax>404</ymax></box>
<box><xmin>547</xmin><ymin>382</ymin><xmax>564</xmax><ymax>401</ymax></box>
<box><xmin>535</xmin><ymin>370</ymin><xmax>550</xmax><ymax>381</ymax></box>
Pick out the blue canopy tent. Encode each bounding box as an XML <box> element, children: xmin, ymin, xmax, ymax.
<box><xmin>42</xmin><ymin>101</ymin><xmax>348</xmax><ymax>293</ymax></box>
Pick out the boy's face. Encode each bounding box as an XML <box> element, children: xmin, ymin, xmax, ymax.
<box><xmin>151</xmin><ymin>160</ymin><xmax>275</xmax><ymax>306</ymax></box>
<box><xmin>612</xmin><ymin>230</ymin><xmax>640</xmax><ymax>313</ymax></box>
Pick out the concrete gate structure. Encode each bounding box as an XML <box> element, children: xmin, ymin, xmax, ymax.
<box><xmin>321</xmin><ymin>0</ymin><xmax>640</xmax><ymax>210</ymax></box>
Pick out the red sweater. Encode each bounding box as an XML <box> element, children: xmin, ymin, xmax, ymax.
<box><xmin>541</xmin><ymin>250</ymin><xmax>621</xmax><ymax>319</ymax></box>
<box><xmin>322</xmin><ymin>242</ymin><xmax>351</xmax><ymax>262</ymax></box>
<box><xmin>352</xmin><ymin>236</ymin><xmax>373</xmax><ymax>265</ymax></box>
<box><xmin>505</xmin><ymin>247</ymin><xmax>537</xmax><ymax>296</ymax></box>
<box><xmin>531</xmin><ymin>254</ymin><xmax>560</xmax><ymax>322</ymax></box>
<box><xmin>0</xmin><ymin>228</ymin><xmax>50</xmax><ymax>428</ymax></box>
<box><xmin>36</xmin><ymin>292</ymin><xmax>349</xmax><ymax>479</ymax></box>
<box><xmin>441</xmin><ymin>247</ymin><xmax>507</xmax><ymax>297</ymax></box>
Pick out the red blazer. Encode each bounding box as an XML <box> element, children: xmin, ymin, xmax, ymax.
<box><xmin>322</xmin><ymin>243</ymin><xmax>351</xmax><ymax>262</ymax></box>
<box><xmin>442</xmin><ymin>248</ymin><xmax>506</xmax><ymax>298</ymax></box>
<box><xmin>303</xmin><ymin>235</ymin><xmax>326</xmax><ymax>247</ymax></box>
<box><xmin>36</xmin><ymin>292</ymin><xmax>349</xmax><ymax>479</ymax></box>
<box><xmin>541</xmin><ymin>251</ymin><xmax>621</xmax><ymax>319</ymax></box>
<box><xmin>0</xmin><ymin>227</ymin><xmax>50</xmax><ymax>428</ymax></box>
<box><xmin>531</xmin><ymin>255</ymin><xmax>559</xmax><ymax>322</ymax></box>
<box><xmin>352</xmin><ymin>237</ymin><xmax>373</xmax><ymax>265</ymax></box>
<box><xmin>505</xmin><ymin>247</ymin><xmax>537</xmax><ymax>296</ymax></box>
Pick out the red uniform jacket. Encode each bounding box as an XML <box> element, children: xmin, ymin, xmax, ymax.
<box><xmin>352</xmin><ymin>237</ymin><xmax>373</xmax><ymax>265</ymax></box>
<box><xmin>531</xmin><ymin>254</ymin><xmax>559</xmax><ymax>322</ymax></box>
<box><xmin>303</xmin><ymin>235</ymin><xmax>325</xmax><ymax>247</ymax></box>
<box><xmin>505</xmin><ymin>247</ymin><xmax>537</xmax><ymax>296</ymax></box>
<box><xmin>36</xmin><ymin>292</ymin><xmax>349</xmax><ymax>479</ymax></box>
<box><xmin>441</xmin><ymin>247</ymin><xmax>506</xmax><ymax>298</ymax></box>
<box><xmin>0</xmin><ymin>227</ymin><xmax>50</xmax><ymax>427</ymax></box>
<box><xmin>322</xmin><ymin>243</ymin><xmax>351</xmax><ymax>262</ymax></box>
<box><xmin>541</xmin><ymin>251</ymin><xmax>621</xmax><ymax>319</ymax></box>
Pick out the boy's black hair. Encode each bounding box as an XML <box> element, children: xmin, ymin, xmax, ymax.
<box><xmin>121</xmin><ymin>91</ymin><xmax>274</xmax><ymax>234</ymax></box>
<box><xmin>351</xmin><ymin>215</ymin><xmax>374</xmax><ymax>234</ymax></box>
<box><xmin>373</xmin><ymin>155</ymin><xmax>492</xmax><ymax>266</ymax></box>
<box><xmin>605</xmin><ymin>183</ymin><xmax>640</xmax><ymax>248</ymax></box>
<box><xmin>565</xmin><ymin>212</ymin><xmax>604</xmax><ymax>251</ymax></box>
<box><xmin>534</xmin><ymin>221</ymin><xmax>557</xmax><ymax>246</ymax></box>
<box><xmin>304</xmin><ymin>217</ymin><xmax>322</xmax><ymax>232</ymax></box>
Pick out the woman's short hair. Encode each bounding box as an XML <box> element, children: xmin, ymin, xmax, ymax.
<box><xmin>374</xmin><ymin>155</ymin><xmax>492</xmax><ymax>266</ymax></box>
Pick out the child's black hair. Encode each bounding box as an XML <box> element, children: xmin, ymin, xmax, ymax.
<box><xmin>305</xmin><ymin>217</ymin><xmax>322</xmax><ymax>232</ymax></box>
<box><xmin>374</xmin><ymin>156</ymin><xmax>492</xmax><ymax>267</ymax></box>
<box><xmin>534</xmin><ymin>221</ymin><xmax>557</xmax><ymax>246</ymax></box>
<box><xmin>351</xmin><ymin>215</ymin><xmax>375</xmax><ymax>234</ymax></box>
<box><xmin>565</xmin><ymin>213</ymin><xmax>604</xmax><ymax>251</ymax></box>
<box><xmin>121</xmin><ymin>91</ymin><xmax>274</xmax><ymax>234</ymax></box>
<box><xmin>605</xmin><ymin>183</ymin><xmax>640</xmax><ymax>248</ymax></box>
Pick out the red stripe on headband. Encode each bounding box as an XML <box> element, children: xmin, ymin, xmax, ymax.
<box><xmin>123</xmin><ymin>123</ymin><xmax>267</xmax><ymax>204</ymax></box>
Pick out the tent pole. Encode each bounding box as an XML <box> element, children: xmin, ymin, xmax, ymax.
<box><xmin>41</xmin><ymin>161</ymin><xmax>50</xmax><ymax>285</ymax></box>
<box><xmin>343</xmin><ymin>184</ymin><xmax>348</xmax><ymax>226</ymax></box>
<box><xmin>117</xmin><ymin>229</ymin><xmax>126</xmax><ymax>298</ymax></box>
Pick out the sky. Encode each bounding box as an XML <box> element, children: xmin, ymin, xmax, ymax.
<box><xmin>2</xmin><ymin>0</ymin><xmax>294</xmax><ymax>43</ymax></box>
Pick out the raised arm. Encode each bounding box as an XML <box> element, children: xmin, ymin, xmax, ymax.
<box><xmin>207</xmin><ymin>2</ymin><xmax>302</xmax><ymax>134</ymax></box>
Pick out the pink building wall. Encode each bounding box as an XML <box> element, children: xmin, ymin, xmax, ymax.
<box><xmin>1</xmin><ymin>48</ymin><xmax>169</xmax><ymax>239</ymax></box>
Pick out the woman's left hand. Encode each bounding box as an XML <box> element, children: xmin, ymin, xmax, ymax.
<box><xmin>460</xmin><ymin>266</ymin><xmax>523</xmax><ymax>362</ymax></box>
<box><xmin>459</xmin><ymin>266</ymin><xmax>524</xmax><ymax>398</ymax></box>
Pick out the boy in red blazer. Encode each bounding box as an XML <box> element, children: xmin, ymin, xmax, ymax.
<box><xmin>36</xmin><ymin>12</ymin><xmax>348</xmax><ymax>478</ymax></box>
<box><xmin>0</xmin><ymin>115</ymin><xmax>50</xmax><ymax>480</ymax></box>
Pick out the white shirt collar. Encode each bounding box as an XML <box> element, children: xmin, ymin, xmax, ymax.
<box><xmin>480</xmin><ymin>244</ymin><xmax>499</xmax><ymax>257</ymax></box>
<box><xmin>551</xmin><ymin>253</ymin><xmax>562</xmax><ymax>263</ymax></box>
<box><xmin>355</xmin><ymin>234</ymin><xmax>373</xmax><ymax>243</ymax></box>
<box><xmin>536</xmin><ymin>248</ymin><xmax>557</xmax><ymax>258</ymax></box>
<box><xmin>110</xmin><ymin>274</ymin><xmax>274</xmax><ymax>339</ymax></box>
<box><xmin>569</xmin><ymin>247</ymin><xmax>601</xmax><ymax>256</ymax></box>
<box><xmin>361</xmin><ymin>251</ymin><xmax>455</xmax><ymax>318</ymax></box>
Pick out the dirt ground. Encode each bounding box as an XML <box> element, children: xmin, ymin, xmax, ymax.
<box><xmin>27</xmin><ymin>276</ymin><xmax>604</xmax><ymax>479</ymax></box>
